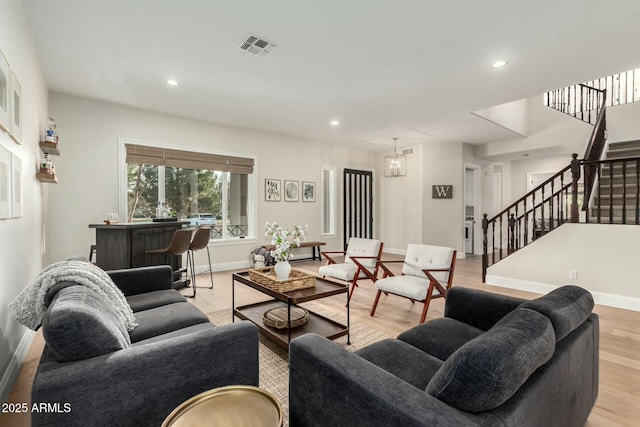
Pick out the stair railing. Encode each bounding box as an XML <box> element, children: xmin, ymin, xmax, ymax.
<box><xmin>481</xmin><ymin>163</ymin><xmax>573</xmax><ymax>281</ymax></box>
<box><xmin>583</xmin><ymin>156</ymin><xmax>640</xmax><ymax>224</ymax></box>
<box><xmin>545</xmin><ymin>85</ymin><xmax>606</xmax><ymax>125</ymax></box>
<box><xmin>482</xmin><ymin>151</ymin><xmax>640</xmax><ymax>281</ymax></box>
<box><xmin>581</xmin><ymin>97</ymin><xmax>608</xmax><ymax>211</ymax></box>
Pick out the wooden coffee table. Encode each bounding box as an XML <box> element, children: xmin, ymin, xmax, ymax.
<box><xmin>232</xmin><ymin>270</ymin><xmax>349</xmax><ymax>350</ymax></box>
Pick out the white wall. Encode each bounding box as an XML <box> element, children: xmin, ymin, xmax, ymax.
<box><xmin>0</xmin><ymin>0</ymin><xmax>49</xmax><ymax>403</ymax></box>
<box><xmin>486</xmin><ymin>224</ymin><xmax>640</xmax><ymax>311</ymax></box>
<box><xmin>379</xmin><ymin>144</ymin><xmax>423</xmax><ymax>253</ymax></box>
<box><xmin>474</xmin><ymin>95</ymin><xmax>593</xmax><ymax>161</ymax></box>
<box><xmin>510</xmin><ymin>155</ymin><xmax>571</xmax><ymax>201</ymax></box>
<box><xmin>378</xmin><ymin>141</ymin><xmax>470</xmax><ymax>255</ymax></box>
<box><xmin>607</xmin><ymin>99</ymin><xmax>640</xmax><ymax>143</ymax></box>
<box><xmin>473</xmin><ymin>98</ymin><xmax>529</xmax><ymax>136</ymax></box>
<box><xmin>47</xmin><ymin>93</ymin><xmax>376</xmax><ymax>269</ymax></box>
<box><xmin>422</xmin><ymin>142</ymin><xmax>465</xmax><ymax>251</ymax></box>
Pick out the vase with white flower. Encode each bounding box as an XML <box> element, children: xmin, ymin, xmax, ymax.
<box><xmin>265</xmin><ymin>222</ymin><xmax>308</xmax><ymax>280</ymax></box>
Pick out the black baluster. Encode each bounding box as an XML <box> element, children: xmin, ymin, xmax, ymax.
<box><xmin>560</xmin><ymin>172</ymin><xmax>565</xmax><ymax>222</ymax></box>
<box><xmin>491</xmin><ymin>220</ymin><xmax>495</xmax><ymax>265</ymax></box>
<box><xmin>623</xmin><ymin>160</ymin><xmax>627</xmax><ymax>224</ymax></box>
<box><xmin>499</xmin><ymin>214</ymin><xmax>503</xmax><ymax>261</ymax></box>
<box><xmin>540</xmin><ymin>185</ymin><xmax>546</xmax><ymax>236</ymax></box>
<box><xmin>636</xmin><ymin>159</ymin><xmax>640</xmax><ymax>225</ymax></box>
<box><xmin>532</xmin><ymin>191</ymin><xmax>536</xmax><ymax>240</ymax></box>
<box><xmin>482</xmin><ymin>214</ymin><xmax>488</xmax><ymax>282</ymax></box>
<box><xmin>515</xmin><ymin>204</ymin><xmax>520</xmax><ymax>250</ymax></box>
<box><xmin>609</xmin><ymin>161</ymin><xmax>614</xmax><ymax>223</ymax></box>
<box><xmin>597</xmin><ymin>164</ymin><xmax>602</xmax><ymax>223</ymax></box>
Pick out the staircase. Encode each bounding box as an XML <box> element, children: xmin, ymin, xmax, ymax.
<box><xmin>481</xmin><ymin>70</ymin><xmax>640</xmax><ymax>281</ymax></box>
<box><xmin>589</xmin><ymin>140</ymin><xmax>640</xmax><ymax>224</ymax></box>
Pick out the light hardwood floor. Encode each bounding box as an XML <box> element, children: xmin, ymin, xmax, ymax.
<box><xmin>1</xmin><ymin>255</ymin><xmax>639</xmax><ymax>426</ymax></box>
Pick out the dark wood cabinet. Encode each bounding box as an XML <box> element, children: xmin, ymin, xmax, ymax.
<box><xmin>89</xmin><ymin>221</ymin><xmax>189</xmax><ymax>271</ymax></box>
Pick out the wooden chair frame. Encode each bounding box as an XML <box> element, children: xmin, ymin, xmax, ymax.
<box><xmin>370</xmin><ymin>250</ymin><xmax>457</xmax><ymax>324</ymax></box>
<box><xmin>320</xmin><ymin>242</ymin><xmax>384</xmax><ymax>303</ymax></box>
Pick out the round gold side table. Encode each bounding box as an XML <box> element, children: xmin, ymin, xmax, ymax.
<box><xmin>162</xmin><ymin>385</ymin><xmax>283</xmax><ymax>427</ymax></box>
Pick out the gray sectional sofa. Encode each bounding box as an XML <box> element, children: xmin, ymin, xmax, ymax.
<box><xmin>290</xmin><ymin>285</ymin><xmax>599</xmax><ymax>427</ymax></box>
<box><xmin>31</xmin><ymin>265</ymin><xmax>259</xmax><ymax>427</ymax></box>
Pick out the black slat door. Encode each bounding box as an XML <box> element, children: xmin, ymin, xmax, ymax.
<box><xmin>343</xmin><ymin>169</ymin><xmax>373</xmax><ymax>250</ymax></box>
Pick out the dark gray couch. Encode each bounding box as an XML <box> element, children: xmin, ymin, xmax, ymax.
<box><xmin>31</xmin><ymin>265</ymin><xmax>259</xmax><ymax>427</ymax></box>
<box><xmin>289</xmin><ymin>285</ymin><xmax>599</xmax><ymax>427</ymax></box>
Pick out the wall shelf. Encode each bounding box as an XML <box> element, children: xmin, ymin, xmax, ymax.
<box><xmin>39</xmin><ymin>141</ymin><xmax>60</xmax><ymax>155</ymax></box>
<box><xmin>36</xmin><ymin>173</ymin><xmax>58</xmax><ymax>183</ymax></box>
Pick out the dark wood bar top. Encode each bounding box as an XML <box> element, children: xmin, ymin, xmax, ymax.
<box><xmin>89</xmin><ymin>220</ymin><xmax>189</xmax><ymax>229</ymax></box>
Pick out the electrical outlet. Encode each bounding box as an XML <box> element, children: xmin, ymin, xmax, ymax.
<box><xmin>570</xmin><ymin>270</ymin><xmax>578</xmax><ymax>280</ymax></box>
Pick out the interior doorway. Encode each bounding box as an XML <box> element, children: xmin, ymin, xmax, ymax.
<box><xmin>464</xmin><ymin>165</ymin><xmax>480</xmax><ymax>255</ymax></box>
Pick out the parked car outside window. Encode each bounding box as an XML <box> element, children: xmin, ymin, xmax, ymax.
<box><xmin>189</xmin><ymin>213</ymin><xmax>217</xmax><ymax>227</ymax></box>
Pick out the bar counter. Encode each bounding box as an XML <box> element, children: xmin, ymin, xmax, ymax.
<box><xmin>89</xmin><ymin>221</ymin><xmax>189</xmax><ymax>271</ymax></box>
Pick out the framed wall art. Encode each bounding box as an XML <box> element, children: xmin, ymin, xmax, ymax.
<box><xmin>302</xmin><ymin>181</ymin><xmax>316</xmax><ymax>202</ymax></box>
<box><xmin>0</xmin><ymin>143</ymin><xmax>10</xmax><ymax>219</ymax></box>
<box><xmin>284</xmin><ymin>180</ymin><xmax>299</xmax><ymax>202</ymax></box>
<box><xmin>265</xmin><ymin>178</ymin><xmax>281</xmax><ymax>201</ymax></box>
<box><xmin>11</xmin><ymin>152</ymin><xmax>22</xmax><ymax>217</ymax></box>
<box><xmin>0</xmin><ymin>50</ymin><xmax>9</xmax><ymax>133</ymax></box>
<box><xmin>9</xmin><ymin>70</ymin><xmax>21</xmax><ymax>144</ymax></box>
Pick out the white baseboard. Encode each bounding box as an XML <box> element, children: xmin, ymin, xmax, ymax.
<box><xmin>0</xmin><ymin>329</ymin><xmax>35</xmax><ymax>404</ymax></box>
<box><xmin>191</xmin><ymin>260</ymin><xmax>251</xmax><ymax>275</ymax></box>
<box><xmin>588</xmin><ymin>290</ymin><xmax>640</xmax><ymax>312</ymax></box>
<box><xmin>486</xmin><ymin>275</ymin><xmax>640</xmax><ymax>312</ymax></box>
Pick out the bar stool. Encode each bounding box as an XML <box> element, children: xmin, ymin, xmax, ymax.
<box><xmin>187</xmin><ymin>227</ymin><xmax>214</xmax><ymax>298</ymax></box>
<box><xmin>146</xmin><ymin>229</ymin><xmax>193</xmax><ymax>295</ymax></box>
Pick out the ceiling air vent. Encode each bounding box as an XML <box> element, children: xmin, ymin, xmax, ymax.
<box><xmin>239</xmin><ymin>34</ymin><xmax>277</xmax><ymax>58</ymax></box>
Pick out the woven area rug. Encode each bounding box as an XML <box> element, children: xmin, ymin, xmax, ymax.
<box><xmin>207</xmin><ymin>304</ymin><xmax>391</xmax><ymax>426</ymax></box>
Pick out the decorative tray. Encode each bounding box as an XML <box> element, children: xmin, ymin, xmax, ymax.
<box><xmin>249</xmin><ymin>267</ymin><xmax>316</xmax><ymax>292</ymax></box>
<box><xmin>262</xmin><ymin>306</ymin><xmax>309</xmax><ymax>329</ymax></box>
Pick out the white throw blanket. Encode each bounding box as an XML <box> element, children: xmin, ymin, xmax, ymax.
<box><xmin>9</xmin><ymin>261</ymin><xmax>137</xmax><ymax>332</ymax></box>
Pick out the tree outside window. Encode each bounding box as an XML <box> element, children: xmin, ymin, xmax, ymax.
<box><xmin>127</xmin><ymin>164</ymin><xmax>249</xmax><ymax>240</ymax></box>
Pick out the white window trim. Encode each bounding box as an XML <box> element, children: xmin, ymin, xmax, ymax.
<box><xmin>321</xmin><ymin>165</ymin><xmax>337</xmax><ymax>238</ymax></box>
<box><xmin>118</xmin><ymin>138</ymin><xmax>257</xmax><ymax>242</ymax></box>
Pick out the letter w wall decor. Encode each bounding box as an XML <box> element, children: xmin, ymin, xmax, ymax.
<box><xmin>432</xmin><ymin>185</ymin><xmax>453</xmax><ymax>199</ymax></box>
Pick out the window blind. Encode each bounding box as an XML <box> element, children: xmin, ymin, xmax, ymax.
<box><xmin>125</xmin><ymin>144</ymin><xmax>254</xmax><ymax>174</ymax></box>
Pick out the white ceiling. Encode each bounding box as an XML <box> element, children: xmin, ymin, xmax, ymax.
<box><xmin>22</xmin><ymin>0</ymin><xmax>640</xmax><ymax>152</ymax></box>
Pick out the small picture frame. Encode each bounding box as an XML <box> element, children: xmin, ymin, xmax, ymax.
<box><xmin>9</xmin><ymin>70</ymin><xmax>21</xmax><ymax>144</ymax></box>
<box><xmin>0</xmin><ymin>50</ymin><xmax>9</xmax><ymax>133</ymax></box>
<box><xmin>302</xmin><ymin>181</ymin><xmax>316</xmax><ymax>202</ymax></box>
<box><xmin>11</xmin><ymin>152</ymin><xmax>22</xmax><ymax>217</ymax></box>
<box><xmin>265</xmin><ymin>178</ymin><xmax>281</xmax><ymax>201</ymax></box>
<box><xmin>284</xmin><ymin>180</ymin><xmax>299</xmax><ymax>202</ymax></box>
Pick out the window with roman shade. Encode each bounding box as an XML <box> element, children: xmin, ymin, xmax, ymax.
<box><xmin>124</xmin><ymin>143</ymin><xmax>255</xmax><ymax>241</ymax></box>
<box><xmin>125</xmin><ymin>144</ymin><xmax>254</xmax><ymax>174</ymax></box>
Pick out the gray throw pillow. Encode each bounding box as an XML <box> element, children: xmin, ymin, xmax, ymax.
<box><xmin>519</xmin><ymin>285</ymin><xmax>594</xmax><ymax>342</ymax></box>
<box><xmin>43</xmin><ymin>286</ymin><xmax>131</xmax><ymax>362</ymax></box>
<box><xmin>426</xmin><ymin>307</ymin><xmax>555</xmax><ymax>413</ymax></box>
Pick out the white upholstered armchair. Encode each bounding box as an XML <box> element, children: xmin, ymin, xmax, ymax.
<box><xmin>318</xmin><ymin>237</ymin><xmax>383</xmax><ymax>303</ymax></box>
<box><xmin>370</xmin><ymin>244</ymin><xmax>457</xmax><ymax>324</ymax></box>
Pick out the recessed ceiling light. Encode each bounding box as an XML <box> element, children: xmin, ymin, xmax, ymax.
<box><xmin>166</xmin><ymin>79</ymin><xmax>179</xmax><ymax>86</ymax></box>
<box><xmin>491</xmin><ymin>60</ymin><xmax>508</xmax><ymax>69</ymax></box>
<box><xmin>330</xmin><ymin>119</ymin><xmax>340</xmax><ymax>127</ymax></box>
